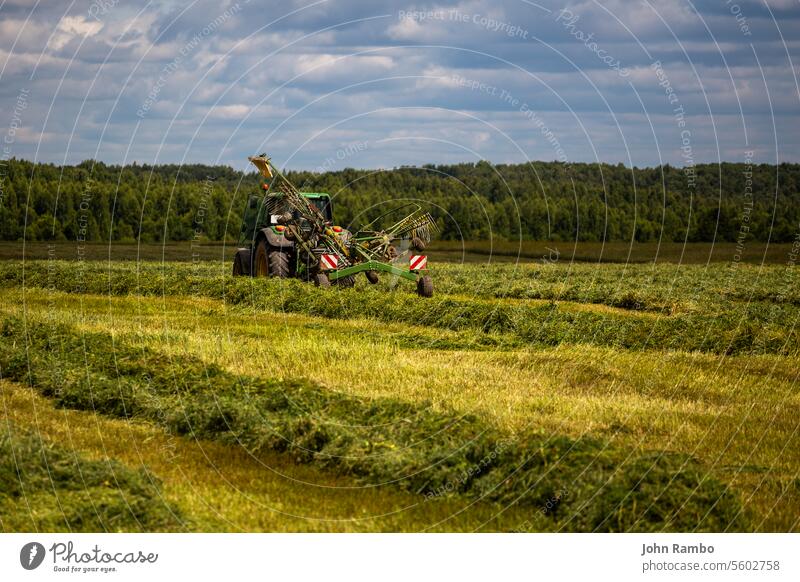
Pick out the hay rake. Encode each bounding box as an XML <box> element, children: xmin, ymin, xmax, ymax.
<box><xmin>233</xmin><ymin>155</ymin><xmax>437</xmax><ymax>297</ymax></box>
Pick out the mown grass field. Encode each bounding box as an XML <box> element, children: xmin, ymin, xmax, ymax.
<box><xmin>1</xmin><ymin>245</ymin><xmax>799</xmax><ymax>532</ymax></box>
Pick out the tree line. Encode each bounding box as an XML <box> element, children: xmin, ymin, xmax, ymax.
<box><xmin>1</xmin><ymin>158</ymin><xmax>798</xmax><ymax>243</ymax></box>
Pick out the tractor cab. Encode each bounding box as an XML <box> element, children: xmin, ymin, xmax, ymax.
<box><xmin>238</xmin><ymin>192</ymin><xmax>333</xmax><ymax>247</ymax></box>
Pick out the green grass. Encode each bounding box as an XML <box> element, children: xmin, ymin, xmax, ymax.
<box><xmin>0</xmin><ymin>316</ymin><xmax>745</xmax><ymax>532</ymax></box>
<box><xmin>2</xmin><ymin>379</ymin><xmax>543</xmax><ymax>532</ymax></box>
<box><xmin>2</xmin><ymin>260</ymin><xmax>799</xmax><ymax>355</ymax></box>
<box><xmin>0</xmin><ymin>423</ymin><xmax>182</xmax><ymax>532</ymax></box>
<box><xmin>1</xmin><ymin>255</ymin><xmax>798</xmax><ymax>532</ymax></box>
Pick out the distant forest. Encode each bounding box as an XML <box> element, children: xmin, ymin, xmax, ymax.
<box><xmin>1</xmin><ymin>158</ymin><xmax>798</xmax><ymax>243</ymax></box>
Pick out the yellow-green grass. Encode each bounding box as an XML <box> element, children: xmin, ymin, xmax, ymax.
<box><xmin>3</xmin><ymin>286</ymin><xmax>799</xmax><ymax>531</ymax></box>
<box><xmin>7</xmin><ymin>259</ymin><xmax>799</xmax><ymax>358</ymax></box>
<box><xmin>2</xmin><ymin>379</ymin><xmax>536</xmax><ymax>532</ymax></box>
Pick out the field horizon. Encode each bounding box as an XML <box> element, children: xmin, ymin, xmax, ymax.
<box><xmin>1</xmin><ymin>239</ymin><xmax>797</xmax><ymax>265</ymax></box>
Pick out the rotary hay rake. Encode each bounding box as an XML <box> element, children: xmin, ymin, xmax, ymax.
<box><xmin>234</xmin><ymin>155</ymin><xmax>437</xmax><ymax>297</ymax></box>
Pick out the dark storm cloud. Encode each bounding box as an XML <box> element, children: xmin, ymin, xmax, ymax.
<box><xmin>0</xmin><ymin>0</ymin><xmax>798</xmax><ymax>169</ymax></box>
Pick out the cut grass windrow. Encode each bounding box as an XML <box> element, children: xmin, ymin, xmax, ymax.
<box><xmin>0</xmin><ymin>424</ymin><xmax>182</xmax><ymax>532</ymax></box>
<box><xmin>0</xmin><ymin>316</ymin><xmax>747</xmax><ymax>532</ymax></box>
<box><xmin>2</xmin><ymin>261</ymin><xmax>797</xmax><ymax>356</ymax></box>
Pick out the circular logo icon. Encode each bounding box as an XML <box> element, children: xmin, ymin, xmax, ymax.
<box><xmin>20</xmin><ymin>542</ymin><xmax>46</xmax><ymax>570</ymax></box>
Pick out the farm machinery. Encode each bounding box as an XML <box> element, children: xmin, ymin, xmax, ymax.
<box><xmin>232</xmin><ymin>155</ymin><xmax>436</xmax><ymax>297</ymax></box>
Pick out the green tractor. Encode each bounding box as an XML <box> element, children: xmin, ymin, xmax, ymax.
<box><xmin>232</xmin><ymin>155</ymin><xmax>435</xmax><ymax>297</ymax></box>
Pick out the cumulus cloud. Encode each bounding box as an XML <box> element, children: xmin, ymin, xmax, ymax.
<box><xmin>47</xmin><ymin>15</ymin><xmax>104</xmax><ymax>51</ymax></box>
<box><xmin>0</xmin><ymin>0</ymin><xmax>797</xmax><ymax>168</ymax></box>
<box><xmin>208</xmin><ymin>103</ymin><xmax>251</xmax><ymax>119</ymax></box>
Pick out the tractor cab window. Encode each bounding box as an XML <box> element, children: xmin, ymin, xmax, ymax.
<box><xmin>303</xmin><ymin>197</ymin><xmax>332</xmax><ymax>222</ymax></box>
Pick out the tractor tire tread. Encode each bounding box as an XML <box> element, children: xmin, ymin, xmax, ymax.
<box><xmin>268</xmin><ymin>247</ymin><xmax>290</xmax><ymax>278</ymax></box>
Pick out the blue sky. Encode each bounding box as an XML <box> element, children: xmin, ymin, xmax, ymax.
<box><xmin>1</xmin><ymin>0</ymin><xmax>799</xmax><ymax>171</ymax></box>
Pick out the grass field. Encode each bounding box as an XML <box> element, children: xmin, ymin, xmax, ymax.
<box><xmin>1</xmin><ymin>244</ymin><xmax>799</xmax><ymax>532</ymax></box>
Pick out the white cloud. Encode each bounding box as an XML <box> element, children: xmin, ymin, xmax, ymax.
<box><xmin>292</xmin><ymin>53</ymin><xmax>394</xmax><ymax>81</ymax></box>
<box><xmin>208</xmin><ymin>103</ymin><xmax>251</xmax><ymax>119</ymax></box>
<box><xmin>387</xmin><ymin>16</ymin><xmax>431</xmax><ymax>41</ymax></box>
<box><xmin>47</xmin><ymin>16</ymin><xmax>104</xmax><ymax>51</ymax></box>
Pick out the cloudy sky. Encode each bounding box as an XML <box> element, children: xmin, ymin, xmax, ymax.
<box><xmin>1</xmin><ymin>0</ymin><xmax>798</xmax><ymax>171</ymax></box>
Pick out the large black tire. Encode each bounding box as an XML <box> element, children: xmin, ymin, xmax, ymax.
<box><xmin>365</xmin><ymin>270</ymin><xmax>379</xmax><ymax>284</ymax></box>
<box><xmin>334</xmin><ymin>275</ymin><xmax>355</xmax><ymax>288</ymax></box>
<box><xmin>314</xmin><ymin>273</ymin><xmax>331</xmax><ymax>288</ymax></box>
<box><xmin>269</xmin><ymin>247</ymin><xmax>290</xmax><ymax>278</ymax></box>
<box><xmin>254</xmin><ymin>240</ymin><xmax>269</xmax><ymax>277</ymax></box>
<box><xmin>416</xmin><ymin>275</ymin><xmax>433</xmax><ymax>298</ymax></box>
<box><xmin>411</xmin><ymin>236</ymin><xmax>426</xmax><ymax>251</ymax></box>
<box><xmin>232</xmin><ymin>248</ymin><xmax>251</xmax><ymax>276</ymax></box>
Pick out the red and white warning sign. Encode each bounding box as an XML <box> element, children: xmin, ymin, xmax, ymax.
<box><xmin>319</xmin><ymin>254</ymin><xmax>338</xmax><ymax>270</ymax></box>
<box><xmin>409</xmin><ymin>255</ymin><xmax>427</xmax><ymax>270</ymax></box>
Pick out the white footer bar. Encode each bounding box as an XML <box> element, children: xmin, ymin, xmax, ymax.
<box><xmin>2</xmin><ymin>533</ymin><xmax>797</xmax><ymax>581</ymax></box>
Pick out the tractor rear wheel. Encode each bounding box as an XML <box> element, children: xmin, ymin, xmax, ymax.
<box><xmin>269</xmin><ymin>247</ymin><xmax>290</xmax><ymax>278</ymax></box>
<box><xmin>314</xmin><ymin>273</ymin><xmax>331</xmax><ymax>288</ymax></box>
<box><xmin>417</xmin><ymin>275</ymin><xmax>433</xmax><ymax>298</ymax></box>
<box><xmin>254</xmin><ymin>240</ymin><xmax>269</xmax><ymax>277</ymax></box>
<box><xmin>365</xmin><ymin>270</ymin><xmax>379</xmax><ymax>284</ymax></box>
